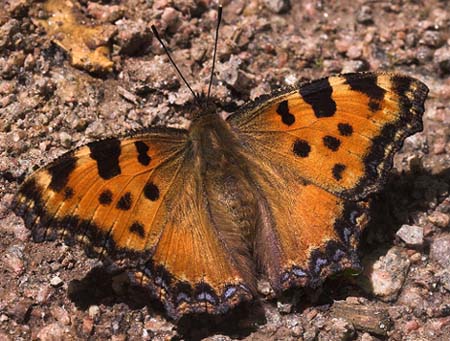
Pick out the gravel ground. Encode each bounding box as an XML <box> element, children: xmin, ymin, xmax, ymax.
<box><xmin>0</xmin><ymin>0</ymin><xmax>449</xmax><ymax>340</ymax></box>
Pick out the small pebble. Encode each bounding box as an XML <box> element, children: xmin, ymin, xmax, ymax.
<box><xmin>346</xmin><ymin>44</ymin><xmax>363</xmax><ymax>59</ymax></box>
<box><xmin>434</xmin><ymin>46</ymin><xmax>450</xmax><ymax>75</ymax></box>
<box><xmin>396</xmin><ymin>224</ymin><xmax>424</xmax><ymax>247</ymax></box>
<box><xmin>115</xmin><ymin>19</ymin><xmax>151</xmax><ymax>56</ymax></box>
<box><xmin>438</xmin><ymin>270</ymin><xmax>450</xmax><ymax>292</ymax></box>
<box><xmin>87</xmin><ymin>2</ymin><xmax>124</xmax><ymax>22</ymax></box>
<box><xmin>82</xmin><ymin>317</ymin><xmax>94</xmax><ymax>335</ymax></box>
<box><xmin>59</xmin><ymin>132</ymin><xmax>72</xmax><ymax>149</ymax></box>
<box><xmin>51</xmin><ymin>306</ymin><xmax>71</xmax><ymax>326</ymax></box>
<box><xmin>420</xmin><ymin>30</ymin><xmax>444</xmax><ymax>48</ymax></box>
<box><xmin>36</xmin><ymin>285</ymin><xmax>53</xmax><ymax>304</ymax></box>
<box><xmin>3</xmin><ymin>245</ymin><xmax>25</xmax><ymax>276</ymax></box>
<box><xmin>0</xmin><ymin>19</ymin><xmax>20</xmax><ymax>49</ymax></box>
<box><xmin>50</xmin><ymin>276</ymin><xmax>63</xmax><ymax>287</ymax></box>
<box><xmin>404</xmin><ymin>319</ymin><xmax>420</xmax><ymax>332</ymax></box>
<box><xmin>37</xmin><ymin>322</ymin><xmax>65</xmax><ymax>341</ymax></box>
<box><xmin>263</xmin><ymin>0</ymin><xmax>290</xmax><ymax>14</ymax></box>
<box><xmin>430</xmin><ymin>234</ymin><xmax>450</xmax><ymax>268</ymax></box>
<box><xmin>356</xmin><ymin>5</ymin><xmax>373</xmax><ymax>25</ymax></box>
<box><xmin>161</xmin><ymin>7</ymin><xmax>181</xmax><ymax>32</ymax></box>
<box><xmin>366</xmin><ymin>247</ymin><xmax>411</xmax><ymax>301</ymax></box>
<box><xmin>428</xmin><ymin>212</ymin><xmax>450</xmax><ymax>229</ymax></box>
<box><xmin>361</xmin><ymin>332</ymin><xmax>375</xmax><ymax>341</ymax></box>
<box><xmin>341</xmin><ymin>60</ymin><xmax>368</xmax><ymax>73</ymax></box>
<box><xmin>277</xmin><ymin>300</ymin><xmax>293</xmax><ymax>314</ymax></box>
<box><xmin>88</xmin><ymin>305</ymin><xmax>100</xmax><ymax>318</ymax></box>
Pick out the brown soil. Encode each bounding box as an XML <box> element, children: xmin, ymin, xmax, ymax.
<box><xmin>0</xmin><ymin>0</ymin><xmax>449</xmax><ymax>340</ymax></box>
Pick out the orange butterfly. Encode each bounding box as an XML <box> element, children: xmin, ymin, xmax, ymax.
<box><xmin>13</xmin><ymin>8</ymin><xmax>429</xmax><ymax>319</ymax></box>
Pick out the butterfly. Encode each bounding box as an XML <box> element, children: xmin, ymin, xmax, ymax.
<box><xmin>13</xmin><ymin>8</ymin><xmax>429</xmax><ymax>320</ymax></box>
<box><xmin>13</xmin><ymin>70</ymin><xmax>428</xmax><ymax>318</ymax></box>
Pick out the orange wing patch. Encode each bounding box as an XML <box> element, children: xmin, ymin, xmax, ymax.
<box><xmin>246</xmin><ymin>156</ymin><xmax>369</xmax><ymax>290</ymax></box>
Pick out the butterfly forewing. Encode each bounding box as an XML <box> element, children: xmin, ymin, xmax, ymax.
<box><xmin>15</xmin><ymin>128</ymin><xmax>188</xmax><ymax>253</ymax></box>
<box><xmin>228</xmin><ymin>73</ymin><xmax>428</xmax><ymax>200</ymax></box>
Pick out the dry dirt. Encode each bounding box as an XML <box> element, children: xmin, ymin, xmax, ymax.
<box><xmin>0</xmin><ymin>0</ymin><xmax>449</xmax><ymax>340</ymax></box>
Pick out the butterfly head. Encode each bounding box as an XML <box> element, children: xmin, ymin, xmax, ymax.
<box><xmin>189</xmin><ymin>92</ymin><xmax>221</xmax><ymax>120</ymax></box>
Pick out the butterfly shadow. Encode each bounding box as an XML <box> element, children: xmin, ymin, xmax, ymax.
<box><xmin>66</xmin><ymin>166</ymin><xmax>450</xmax><ymax>338</ymax></box>
<box><xmin>307</xmin><ymin>164</ymin><xmax>450</xmax><ymax>308</ymax></box>
<box><xmin>362</xmin><ymin>164</ymin><xmax>450</xmax><ymax>251</ymax></box>
<box><xmin>67</xmin><ymin>265</ymin><xmax>265</xmax><ymax>339</ymax></box>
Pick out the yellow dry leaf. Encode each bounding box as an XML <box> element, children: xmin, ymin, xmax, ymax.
<box><xmin>34</xmin><ymin>0</ymin><xmax>116</xmax><ymax>74</ymax></box>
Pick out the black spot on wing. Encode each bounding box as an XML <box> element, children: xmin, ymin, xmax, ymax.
<box><xmin>276</xmin><ymin>100</ymin><xmax>295</xmax><ymax>126</ymax></box>
<box><xmin>99</xmin><ymin>189</ymin><xmax>113</xmax><ymax>205</ymax></box>
<box><xmin>117</xmin><ymin>192</ymin><xmax>132</xmax><ymax>210</ymax></box>
<box><xmin>390</xmin><ymin>75</ymin><xmax>414</xmax><ymax>113</ymax></box>
<box><xmin>63</xmin><ymin>187</ymin><xmax>74</xmax><ymax>200</ymax></box>
<box><xmin>293</xmin><ymin>139</ymin><xmax>311</xmax><ymax>157</ymax></box>
<box><xmin>299</xmin><ymin>78</ymin><xmax>336</xmax><ymax>118</ymax></box>
<box><xmin>332</xmin><ymin>163</ymin><xmax>346</xmax><ymax>181</ymax></box>
<box><xmin>89</xmin><ymin>139</ymin><xmax>121</xmax><ymax>180</ymax></box>
<box><xmin>368</xmin><ymin>99</ymin><xmax>381</xmax><ymax>112</ymax></box>
<box><xmin>337</xmin><ymin>123</ymin><xmax>353</xmax><ymax>136</ymax></box>
<box><xmin>134</xmin><ymin>141</ymin><xmax>151</xmax><ymax>166</ymax></box>
<box><xmin>344</xmin><ymin>73</ymin><xmax>385</xmax><ymax>101</ymax></box>
<box><xmin>391</xmin><ymin>75</ymin><xmax>412</xmax><ymax>95</ymax></box>
<box><xmin>144</xmin><ymin>182</ymin><xmax>159</xmax><ymax>201</ymax></box>
<box><xmin>129</xmin><ymin>221</ymin><xmax>145</xmax><ymax>238</ymax></box>
<box><xmin>47</xmin><ymin>153</ymin><xmax>77</xmax><ymax>192</ymax></box>
<box><xmin>323</xmin><ymin>135</ymin><xmax>341</xmax><ymax>151</ymax></box>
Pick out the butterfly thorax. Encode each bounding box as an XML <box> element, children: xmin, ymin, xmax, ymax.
<box><xmin>188</xmin><ymin>113</ymin><xmax>259</xmax><ymax>243</ymax></box>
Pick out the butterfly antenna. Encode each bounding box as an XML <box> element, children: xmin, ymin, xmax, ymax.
<box><xmin>151</xmin><ymin>25</ymin><xmax>200</xmax><ymax>105</ymax></box>
<box><xmin>206</xmin><ymin>5</ymin><xmax>222</xmax><ymax>107</ymax></box>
